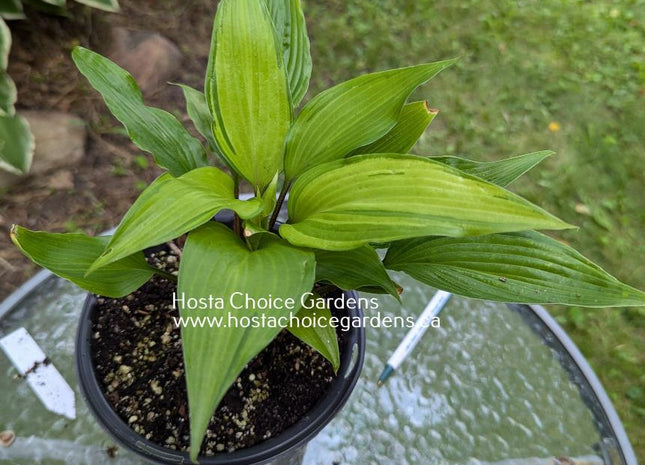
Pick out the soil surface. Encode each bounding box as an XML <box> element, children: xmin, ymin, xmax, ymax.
<box><xmin>0</xmin><ymin>1</ymin><xmax>219</xmax><ymax>300</ymax></box>
<box><xmin>91</xmin><ymin>250</ymin><xmax>345</xmax><ymax>455</ymax></box>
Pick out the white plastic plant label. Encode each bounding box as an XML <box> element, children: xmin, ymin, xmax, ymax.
<box><xmin>0</xmin><ymin>327</ymin><xmax>76</xmax><ymax>420</ymax></box>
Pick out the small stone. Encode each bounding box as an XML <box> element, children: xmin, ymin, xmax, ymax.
<box><xmin>46</xmin><ymin>170</ymin><xmax>74</xmax><ymax>190</ymax></box>
<box><xmin>575</xmin><ymin>203</ymin><xmax>591</xmax><ymax>215</ymax></box>
<box><xmin>106</xmin><ymin>445</ymin><xmax>118</xmax><ymax>458</ymax></box>
<box><xmin>0</xmin><ymin>430</ymin><xmax>16</xmax><ymax>448</ymax></box>
<box><xmin>113</xmin><ymin>355</ymin><xmax>123</xmax><ymax>363</ymax></box>
<box><xmin>216</xmin><ymin>444</ymin><xmax>225</xmax><ymax>452</ymax></box>
<box><xmin>165</xmin><ymin>436</ymin><xmax>175</xmax><ymax>445</ymax></box>
<box><xmin>118</xmin><ymin>365</ymin><xmax>132</xmax><ymax>375</ymax></box>
<box><xmin>150</xmin><ymin>379</ymin><xmax>163</xmax><ymax>395</ymax></box>
<box><xmin>106</xmin><ymin>27</ymin><xmax>182</xmax><ymax>96</ymax></box>
<box><xmin>128</xmin><ymin>415</ymin><xmax>138</xmax><ymax>423</ymax></box>
<box><xmin>248</xmin><ymin>373</ymin><xmax>256</xmax><ymax>381</ymax></box>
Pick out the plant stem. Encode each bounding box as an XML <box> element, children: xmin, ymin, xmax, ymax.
<box><xmin>268</xmin><ymin>179</ymin><xmax>292</xmax><ymax>231</ymax></box>
<box><xmin>314</xmin><ymin>284</ymin><xmax>338</xmax><ymax>297</ymax></box>
<box><xmin>233</xmin><ymin>176</ymin><xmax>242</xmax><ymax>238</ymax></box>
<box><xmin>153</xmin><ymin>267</ymin><xmax>177</xmax><ymax>282</ymax></box>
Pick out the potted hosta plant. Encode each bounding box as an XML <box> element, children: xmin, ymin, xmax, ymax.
<box><xmin>10</xmin><ymin>0</ymin><xmax>645</xmax><ymax>463</ymax></box>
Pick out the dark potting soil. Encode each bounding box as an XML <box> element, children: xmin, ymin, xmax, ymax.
<box><xmin>91</xmin><ymin>250</ymin><xmax>346</xmax><ymax>455</ymax></box>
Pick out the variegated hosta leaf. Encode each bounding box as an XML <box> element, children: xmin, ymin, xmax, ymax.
<box><xmin>0</xmin><ymin>72</ymin><xmax>16</xmax><ymax>115</ymax></box>
<box><xmin>280</xmin><ymin>154</ymin><xmax>572</xmax><ymax>251</ymax></box>
<box><xmin>89</xmin><ymin>167</ymin><xmax>263</xmax><ymax>272</ymax></box>
<box><xmin>431</xmin><ymin>151</ymin><xmax>553</xmax><ymax>187</ymax></box>
<box><xmin>0</xmin><ymin>18</ymin><xmax>16</xmax><ymax>116</ymax></box>
<box><xmin>35</xmin><ymin>0</ymin><xmax>65</xmax><ymax>7</ymax></box>
<box><xmin>206</xmin><ymin>0</ymin><xmax>291</xmax><ymax>190</ymax></box>
<box><xmin>0</xmin><ymin>1</ymin><xmax>26</xmax><ymax>20</ymax></box>
<box><xmin>0</xmin><ymin>114</ymin><xmax>34</xmax><ymax>174</ymax></box>
<box><xmin>72</xmin><ymin>47</ymin><xmax>207</xmax><ymax>177</ymax></box>
<box><xmin>0</xmin><ymin>18</ymin><xmax>10</xmax><ymax>71</ymax></box>
<box><xmin>73</xmin><ymin>0</ymin><xmax>120</xmax><ymax>12</ymax></box>
<box><xmin>351</xmin><ymin>101</ymin><xmax>438</xmax><ymax>155</ymax></box>
<box><xmin>315</xmin><ymin>246</ymin><xmax>400</xmax><ymax>299</ymax></box>
<box><xmin>284</xmin><ymin>59</ymin><xmax>457</xmax><ymax>180</ymax></box>
<box><xmin>384</xmin><ymin>231</ymin><xmax>645</xmax><ymax>307</ymax></box>
<box><xmin>11</xmin><ymin>226</ymin><xmax>154</xmax><ymax>298</ymax></box>
<box><xmin>178</xmin><ymin>222</ymin><xmax>315</xmax><ymax>460</ymax></box>
<box><xmin>264</xmin><ymin>0</ymin><xmax>312</xmax><ymax>106</ymax></box>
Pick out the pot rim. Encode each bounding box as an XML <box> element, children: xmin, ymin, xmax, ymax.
<box><xmin>76</xmin><ymin>289</ymin><xmax>366</xmax><ymax>465</ymax></box>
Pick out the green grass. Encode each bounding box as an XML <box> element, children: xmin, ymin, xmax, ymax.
<box><xmin>305</xmin><ymin>0</ymin><xmax>645</xmax><ymax>457</ymax></box>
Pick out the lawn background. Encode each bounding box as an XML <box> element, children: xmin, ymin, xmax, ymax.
<box><xmin>305</xmin><ymin>0</ymin><xmax>645</xmax><ymax>456</ymax></box>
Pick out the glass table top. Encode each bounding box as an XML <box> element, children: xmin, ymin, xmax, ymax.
<box><xmin>0</xmin><ymin>271</ymin><xmax>635</xmax><ymax>465</ymax></box>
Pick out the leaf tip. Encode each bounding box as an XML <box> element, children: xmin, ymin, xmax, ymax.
<box><xmin>423</xmin><ymin>101</ymin><xmax>439</xmax><ymax>115</ymax></box>
<box><xmin>442</xmin><ymin>56</ymin><xmax>461</xmax><ymax>68</ymax></box>
<box><xmin>9</xmin><ymin>224</ymin><xmax>19</xmax><ymax>245</ymax></box>
<box><xmin>70</xmin><ymin>45</ymin><xmax>87</xmax><ymax>59</ymax></box>
<box><xmin>332</xmin><ymin>362</ymin><xmax>341</xmax><ymax>375</ymax></box>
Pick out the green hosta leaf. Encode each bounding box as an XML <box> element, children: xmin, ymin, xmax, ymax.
<box><xmin>384</xmin><ymin>231</ymin><xmax>645</xmax><ymax>307</ymax></box>
<box><xmin>206</xmin><ymin>0</ymin><xmax>291</xmax><ymax>189</ymax></box>
<box><xmin>176</xmin><ymin>84</ymin><xmax>218</xmax><ymax>152</ymax></box>
<box><xmin>315</xmin><ymin>246</ymin><xmax>400</xmax><ymax>299</ymax></box>
<box><xmin>284</xmin><ymin>59</ymin><xmax>456</xmax><ymax>180</ymax></box>
<box><xmin>0</xmin><ymin>114</ymin><xmax>34</xmax><ymax>174</ymax></box>
<box><xmin>288</xmin><ymin>303</ymin><xmax>340</xmax><ymax>372</ymax></box>
<box><xmin>0</xmin><ymin>1</ymin><xmax>25</xmax><ymax>20</ymax></box>
<box><xmin>265</xmin><ymin>0</ymin><xmax>312</xmax><ymax>105</ymax></box>
<box><xmin>352</xmin><ymin>101</ymin><xmax>438</xmax><ymax>155</ymax></box>
<box><xmin>11</xmin><ymin>226</ymin><xmax>154</xmax><ymax>298</ymax></box>
<box><xmin>89</xmin><ymin>167</ymin><xmax>263</xmax><ymax>272</ymax></box>
<box><xmin>179</xmin><ymin>222</ymin><xmax>315</xmax><ymax>460</ymax></box>
<box><xmin>72</xmin><ymin>47</ymin><xmax>207</xmax><ymax>177</ymax></box>
<box><xmin>73</xmin><ymin>0</ymin><xmax>119</xmax><ymax>12</ymax></box>
<box><xmin>280</xmin><ymin>154</ymin><xmax>572</xmax><ymax>251</ymax></box>
<box><xmin>431</xmin><ymin>151</ymin><xmax>553</xmax><ymax>187</ymax></box>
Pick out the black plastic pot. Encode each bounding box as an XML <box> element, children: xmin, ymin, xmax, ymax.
<box><xmin>76</xmin><ymin>289</ymin><xmax>365</xmax><ymax>465</ymax></box>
